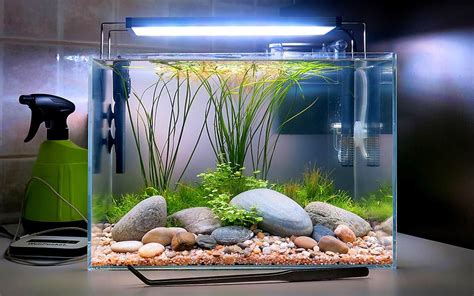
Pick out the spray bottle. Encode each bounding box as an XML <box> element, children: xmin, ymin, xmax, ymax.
<box><xmin>19</xmin><ymin>94</ymin><xmax>87</xmax><ymax>233</ymax></box>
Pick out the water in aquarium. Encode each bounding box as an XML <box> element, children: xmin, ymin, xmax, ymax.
<box><xmin>89</xmin><ymin>53</ymin><xmax>396</xmax><ymax>269</ymax></box>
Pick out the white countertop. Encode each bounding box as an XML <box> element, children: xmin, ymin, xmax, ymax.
<box><xmin>0</xmin><ymin>233</ymin><xmax>472</xmax><ymax>296</ymax></box>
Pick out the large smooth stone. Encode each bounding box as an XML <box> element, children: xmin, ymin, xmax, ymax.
<box><xmin>142</xmin><ymin>227</ymin><xmax>187</xmax><ymax>245</ymax></box>
<box><xmin>112</xmin><ymin>196</ymin><xmax>167</xmax><ymax>242</ymax></box>
<box><xmin>230</xmin><ymin>189</ymin><xmax>313</xmax><ymax>237</ymax></box>
<box><xmin>111</xmin><ymin>241</ymin><xmax>143</xmax><ymax>253</ymax></box>
<box><xmin>311</xmin><ymin>224</ymin><xmax>336</xmax><ymax>242</ymax></box>
<box><xmin>169</xmin><ymin>207</ymin><xmax>221</xmax><ymax>234</ymax></box>
<box><xmin>211</xmin><ymin>226</ymin><xmax>254</xmax><ymax>245</ymax></box>
<box><xmin>304</xmin><ymin>202</ymin><xmax>371</xmax><ymax>237</ymax></box>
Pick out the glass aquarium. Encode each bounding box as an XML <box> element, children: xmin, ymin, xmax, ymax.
<box><xmin>88</xmin><ymin>52</ymin><xmax>396</xmax><ymax>269</ymax></box>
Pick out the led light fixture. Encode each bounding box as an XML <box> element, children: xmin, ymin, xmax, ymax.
<box><xmin>126</xmin><ymin>17</ymin><xmax>340</xmax><ymax>37</ymax></box>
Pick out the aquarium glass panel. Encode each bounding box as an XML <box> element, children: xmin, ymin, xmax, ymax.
<box><xmin>88</xmin><ymin>52</ymin><xmax>396</xmax><ymax>269</ymax></box>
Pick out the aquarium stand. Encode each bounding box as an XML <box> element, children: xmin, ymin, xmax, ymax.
<box><xmin>127</xmin><ymin>265</ymin><xmax>369</xmax><ymax>286</ymax></box>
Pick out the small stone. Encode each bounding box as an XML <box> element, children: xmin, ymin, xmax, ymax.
<box><xmin>111</xmin><ymin>241</ymin><xmax>143</xmax><ymax>253</ymax></box>
<box><xmin>294</xmin><ymin>236</ymin><xmax>318</xmax><ymax>249</ymax></box>
<box><xmin>302</xmin><ymin>251</ymin><xmax>311</xmax><ymax>258</ymax></box>
<box><xmin>262</xmin><ymin>242</ymin><xmax>270</xmax><ymax>247</ymax></box>
<box><xmin>243</xmin><ymin>240</ymin><xmax>253</xmax><ymax>246</ymax></box>
<box><xmin>290</xmin><ymin>235</ymin><xmax>298</xmax><ymax>242</ymax></box>
<box><xmin>288</xmin><ymin>242</ymin><xmax>295</xmax><ymax>248</ymax></box>
<box><xmin>182</xmin><ymin>250</ymin><xmax>189</xmax><ymax>256</ymax></box>
<box><xmin>224</xmin><ymin>245</ymin><xmax>243</xmax><ymax>254</ymax></box>
<box><xmin>257</xmin><ymin>232</ymin><xmax>265</xmax><ymax>239</ymax></box>
<box><xmin>262</xmin><ymin>247</ymin><xmax>272</xmax><ymax>255</ymax></box>
<box><xmin>334</xmin><ymin>225</ymin><xmax>356</xmax><ymax>243</ymax></box>
<box><xmin>166</xmin><ymin>251</ymin><xmax>177</xmax><ymax>258</ymax></box>
<box><xmin>380</xmin><ymin>216</ymin><xmax>393</xmax><ymax>235</ymax></box>
<box><xmin>313</xmin><ymin>245</ymin><xmax>320</xmax><ymax>252</ymax></box>
<box><xmin>244</xmin><ymin>248</ymin><xmax>252</xmax><ymax>257</ymax></box>
<box><xmin>271</xmin><ymin>244</ymin><xmax>280</xmax><ymax>252</ymax></box>
<box><xmin>196</xmin><ymin>235</ymin><xmax>217</xmax><ymax>249</ymax></box>
<box><xmin>370</xmin><ymin>246</ymin><xmax>384</xmax><ymax>255</ymax></box>
<box><xmin>318</xmin><ymin>236</ymin><xmax>349</xmax><ymax>254</ymax></box>
<box><xmin>311</xmin><ymin>224</ymin><xmax>336</xmax><ymax>242</ymax></box>
<box><xmin>211</xmin><ymin>226</ymin><xmax>254</xmax><ymax>245</ymax></box>
<box><xmin>252</xmin><ymin>247</ymin><xmax>261</xmax><ymax>254</ymax></box>
<box><xmin>348</xmin><ymin>248</ymin><xmax>358</xmax><ymax>255</ymax></box>
<box><xmin>280</xmin><ymin>242</ymin><xmax>288</xmax><ymax>249</ymax></box>
<box><xmin>138</xmin><ymin>243</ymin><xmax>165</xmax><ymax>258</ymax></box>
<box><xmin>380</xmin><ymin>236</ymin><xmax>393</xmax><ymax>249</ymax></box>
<box><xmin>171</xmin><ymin>232</ymin><xmax>196</xmax><ymax>251</ymax></box>
<box><xmin>142</xmin><ymin>227</ymin><xmax>187</xmax><ymax>245</ymax></box>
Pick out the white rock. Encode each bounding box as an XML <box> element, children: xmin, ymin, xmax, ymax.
<box><xmin>111</xmin><ymin>241</ymin><xmax>143</xmax><ymax>253</ymax></box>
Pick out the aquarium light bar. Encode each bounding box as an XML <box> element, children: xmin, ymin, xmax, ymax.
<box><xmin>126</xmin><ymin>17</ymin><xmax>339</xmax><ymax>37</ymax></box>
<box><xmin>131</xmin><ymin>25</ymin><xmax>335</xmax><ymax>37</ymax></box>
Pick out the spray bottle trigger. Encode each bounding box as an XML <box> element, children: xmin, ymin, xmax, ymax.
<box><xmin>24</xmin><ymin>108</ymin><xmax>44</xmax><ymax>142</ymax></box>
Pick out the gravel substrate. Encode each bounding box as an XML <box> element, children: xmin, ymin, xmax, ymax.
<box><xmin>90</xmin><ymin>224</ymin><xmax>393</xmax><ymax>267</ymax></box>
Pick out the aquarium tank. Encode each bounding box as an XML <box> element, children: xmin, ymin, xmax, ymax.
<box><xmin>88</xmin><ymin>50</ymin><xmax>396</xmax><ymax>270</ymax></box>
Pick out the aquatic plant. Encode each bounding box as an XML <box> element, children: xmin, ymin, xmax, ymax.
<box><xmin>163</xmin><ymin>183</ymin><xmax>208</xmax><ymax>216</ymax></box>
<box><xmin>198</xmin><ymin>162</ymin><xmax>267</xmax><ymax>226</ymax></box>
<box><xmin>111</xmin><ymin>64</ymin><xmax>209</xmax><ymax>193</ymax></box>
<box><xmin>206</xmin><ymin>193</ymin><xmax>262</xmax><ymax>227</ymax></box>
<box><xmin>192</xmin><ymin>61</ymin><xmax>339</xmax><ymax>178</ymax></box>
<box><xmin>105</xmin><ymin>191</ymin><xmax>149</xmax><ymax>223</ymax></box>
<box><xmin>276</xmin><ymin>167</ymin><xmax>393</xmax><ymax>221</ymax></box>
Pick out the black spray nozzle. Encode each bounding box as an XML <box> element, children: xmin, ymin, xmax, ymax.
<box><xmin>19</xmin><ymin>94</ymin><xmax>75</xmax><ymax>142</ymax></box>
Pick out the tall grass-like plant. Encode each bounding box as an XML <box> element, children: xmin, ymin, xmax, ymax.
<box><xmin>112</xmin><ymin>63</ymin><xmax>210</xmax><ymax>193</ymax></box>
<box><xmin>190</xmin><ymin>61</ymin><xmax>340</xmax><ymax>178</ymax></box>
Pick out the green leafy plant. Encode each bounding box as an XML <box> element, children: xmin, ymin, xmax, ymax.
<box><xmin>198</xmin><ymin>162</ymin><xmax>267</xmax><ymax>226</ymax></box>
<box><xmin>206</xmin><ymin>193</ymin><xmax>262</xmax><ymax>227</ymax></box>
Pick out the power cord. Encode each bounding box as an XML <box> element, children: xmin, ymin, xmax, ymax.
<box><xmin>3</xmin><ymin>176</ymin><xmax>88</xmax><ymax>266</ymax></box>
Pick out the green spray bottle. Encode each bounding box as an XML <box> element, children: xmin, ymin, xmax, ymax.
<box><xmin>19</xmin><ymin>94</ymin><xmax>87</xmax><ymax>233</ymax></box>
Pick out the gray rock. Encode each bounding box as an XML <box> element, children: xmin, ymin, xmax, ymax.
<box><xmin>196</xmin><ymin>235</ymin><xmax>217</xmax><ymax>249</ymax></box>
<box><xmin>304</xmin><ymin>202</ymin><xmax>371</xmax><ymax>237</ymax></box>
<box><xmin>380</xmin><ymin>216</ymin><xmax>393</xmax><ymax>235</ymax></box>
<box><xmin>169</xmin><ymin>207</ymin><xmax>221</xmax><ymax>234</ymax></box>
<box><xmin>230</xmin><ymin>189</ymin><xmax>313</xmax><ymax>237</ymax></box>
<box><xmin>112</xmin><ymin>196</ymin><xmax>167</xmax><ymax>241</ymax></box>
<box><xmin>211</xmin><ymin>226</ymin><xmax>254</xmax><ymax>245</ymax></box>
<box><xmin>312</xmin><ymin>224</ymin><xmax>336</xmax><ymax>242</ymax></box>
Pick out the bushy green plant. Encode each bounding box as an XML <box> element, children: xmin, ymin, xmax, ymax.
<box><xmin>198</xmin><ymin>162</ymin><xmax>267</xmax><ymax>226</ymax></box>
<box><xmin>198</xmin><ymin>162</ymin><xmax>268</xmax><ymax>197</ymax></box>
<box><xmin>206</xmin><ymin>193</ymin><xmax>262</xmax><ymax>226</ymax></box>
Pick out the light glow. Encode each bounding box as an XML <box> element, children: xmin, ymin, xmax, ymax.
<box><xmin>131</xmin><ymin>25</ymin><xmax>336</xmax><ymax>37</ymax></box>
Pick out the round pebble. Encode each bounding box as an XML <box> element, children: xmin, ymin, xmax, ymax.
<box><xmin>334</xmin><ymin>225</ymin><xmax>356</xmax><ymax>243</ymax></box>
<box><xmin>138</xmin><ymin>243</ymin><xmax>165</xmax><ymax>258</ymax></box>
<box><xmin>294</xmin><ymin>236</ymin><xmax>318</xmax><ymax>249</ymax></box>
<box><xmin>262</xmin><ymin>247</ymin><xmax>272</xmax><ymax>255</ymax></box>
<box><xmin>111</xmin><ymin>241</ymin><xmax>143</xmax><ymax>253</ymax></box>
